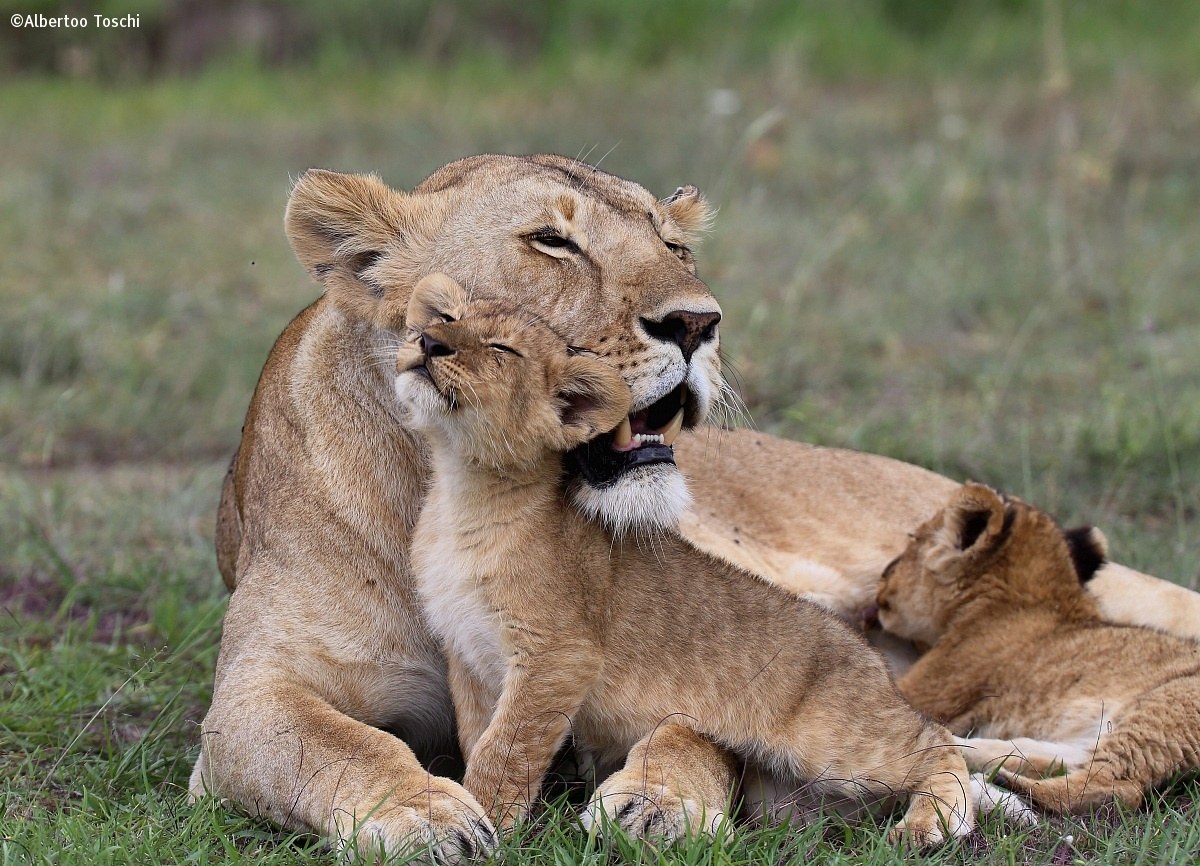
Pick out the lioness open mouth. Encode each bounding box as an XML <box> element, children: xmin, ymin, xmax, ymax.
<box><xmin>565</xmin><ymin>384</ymin><xmax>688</xmax><ymax>487</ymax></box>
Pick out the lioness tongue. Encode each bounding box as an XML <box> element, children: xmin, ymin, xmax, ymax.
<box><xmin>611</xmin><ymin>408</ymin><xmax>684</xmax><ymax>452</ymax></box>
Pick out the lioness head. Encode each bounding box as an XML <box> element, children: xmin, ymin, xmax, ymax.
<box><xmin>875</xmin><ymin>483</ymin><xmax>1108</xmax><ymax>645</ymax></box>
<box><xmin>395</xmin><ymin>274</ymin><xmax>637</xmax><ymax>480</ymax></box>
<box><xmin>285</xmin><ymin>154</ymin><xmax>722</xmax><ymax>532</ymax></box>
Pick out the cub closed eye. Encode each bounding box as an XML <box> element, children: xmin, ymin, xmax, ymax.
<box><xmin>665</xmin><ymin>241</ymin><xmax>691</xmax><ymax>261</ymax></box>
<box><xmin>488</xmin><ymin>343</ymin><xmax>522</xmax><ymax>357</ymax></box>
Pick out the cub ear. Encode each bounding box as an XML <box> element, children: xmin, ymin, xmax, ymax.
<box><xmin>661</xmin><ymin>185</ymin><xmax>712</xmax><ymax>241</ymax></box>
<box><xmin>943</xmin><ymin>483</ymin><xmax>1009</xmax><ymax>554</ymax></box>
<box><xmin>285</xmin><ymin>169</ymin><xmax>445</xmax><ymax>321</ymax></box>
<box><xmin>407</xmin><ymin>273</ymin><xmax>469</xmax><ymax>332</ymax></box>
<box><xmin>552</xmin><ymin>356</ymin><xmax>631</xmax><ymax>450</ymax></box>
<box><xmin>1063</xmin><ymin>525</ymin><xmax>1108</xmax><ymax>583</ymax></box>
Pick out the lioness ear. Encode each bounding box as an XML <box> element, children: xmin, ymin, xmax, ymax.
<box><xmin>1063</xmin><ymin>526</ymin><xmax>1108</xmax><ymax>583</ymax></box>
<box><xmin>407</xmin><ymin>273</ymin><xmax>468</xmax><ymax>332</ymax></box>
<box><xmin>552</xmin><ymin>356</ymin><xmax>631</xmax><ymax>449</ymax></box>
<box><xmin>661</xmin><ymin>185</ymin><xmax>712</xmax><ymax>241</ymax></box>
<box><xmin>285</xmin><ymin>169</ymin><xmax>446</xmax><ymax>322</ymax></box>
<box><xmin>943</xmin><ymin>483</ymin><xmax>1008</xmax><ymax>554</ymax></box>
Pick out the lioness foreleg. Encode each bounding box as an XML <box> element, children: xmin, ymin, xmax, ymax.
<box><xmin>191</xmin><ymin>677</ymin><xmax>497</xmax><ymax>863</ymax></box>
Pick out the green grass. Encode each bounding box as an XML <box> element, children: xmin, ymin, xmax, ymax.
<box><xmin>4</xmin><ymin>5</ymin><xmax>1200</xmax><ymax>861</ymax></box>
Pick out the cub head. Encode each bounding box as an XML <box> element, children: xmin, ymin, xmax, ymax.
<box><xmin>396</xmin><ymin>274</ymin><xmax>634</xmax><ymax>479</ymax></box>
<box><xmin>286</xmin><ymin>155</ymin><xmax>723</xmax><ymax>533</ymax></box>
<box><xmin>875</xmin><ymin>482</ymin><xmax>1108</xmax><ymax>645</ymax></box>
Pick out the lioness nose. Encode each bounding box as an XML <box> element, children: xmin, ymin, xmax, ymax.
<box><xmin>420</xmin><ymin>333</ymin><xmax>454</xmax><ymax>359</ymax></box>
<box><xmin>641</xmin><ymin>310</ymin><xmax>721</xmax><ymax>361</ymax></box>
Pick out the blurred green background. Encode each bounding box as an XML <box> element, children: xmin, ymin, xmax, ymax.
<box><xmin>3</xmin><ymin>1</ymin><xmax>1200</xmax><ymax>861</ymax></box>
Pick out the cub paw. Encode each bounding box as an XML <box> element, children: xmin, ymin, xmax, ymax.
<box><xmin>888</xmin><ymin>795</ymin><xmax>971</xmax><ymax>848</ymax></box>
<box><xmin>339</xmin><ymin>777</ymin><xmax>498</xmax><ymax>864</ymax></box>
<box><xmin>970</xmin><ymin>772</ymin><xmax>1037</xmax><ymax>827</ymax></box>
<box><xmin>887</xmin><ymin>814</ymin><xmax>946</xmax><ymax>848</ymax></box>
<box><xmin>582</xmin><ymin>771</ymin><xmax>729</xmax><ymax>844</ymax></box>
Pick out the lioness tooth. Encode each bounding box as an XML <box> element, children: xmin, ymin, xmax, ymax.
<box><xmin>662</xmin><ymin>408</ymin><xmax>684</xmax><ymax>446</ymax></box>
<box><xmin>613</xmin><ymin>416</ymin><xmax>632</xmax><ymax>448</ymax></box>
<box><xmin>632</xmin><ymin>433</ymin><xmax>664</xmax><ymax>446</ymax></box>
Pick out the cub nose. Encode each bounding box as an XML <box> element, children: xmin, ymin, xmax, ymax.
<box><xmin>640</xmin><ymin>310</ymin><xmax>721</xmax><ymax>361</ymax></box>
<box><xmin>420</xmin><ymin>333</ymin><xmax>454</xmax><ymax>360</ymax></box>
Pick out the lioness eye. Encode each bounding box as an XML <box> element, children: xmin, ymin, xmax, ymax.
<box><xmin>489</xmin><ymin>343</ymin><xmax>522</xmax><ymax>357</ymax></box>
<box><xmin>527</xmin><ymin>229</ymin><xmax>580</xmax><ymax>256</ymax></box>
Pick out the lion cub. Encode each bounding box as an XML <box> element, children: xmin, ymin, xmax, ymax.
<box><xmin>395</xmin><ymin>274</ymin><xmax>972</xmax><ymax>845</ymax></box>
<box><xmin>876</xmin><ymin>482</ymin><xmax>1200</xmax><ymax>814</ymax></box>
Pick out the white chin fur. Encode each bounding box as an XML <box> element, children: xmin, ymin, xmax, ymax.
<box><xmin>570</xmin><ymin>464</ymin><xmax>692</xmax><ymax>537</ymax></box>
<box><xmin>394</xmin><ymin>373</ymin><xmax>443</xmax><ymax>428</ymax></box>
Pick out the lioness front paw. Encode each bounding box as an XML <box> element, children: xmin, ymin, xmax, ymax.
<box><xmin>339</xmin><ymin>777</ymin><xmax>498</xmax><ymax>864</ymax></box>
<box><xmin>582</xmin><ymin>771</ymin><xmax>729</xmax><ymax>844</ymax></box>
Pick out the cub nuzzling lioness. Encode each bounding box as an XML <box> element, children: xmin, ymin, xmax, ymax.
<box><xmin>876</xmin><ymin>482</ymin><xmax>1200</xmax><ymax>814</ymax></box>
<box><xmin>394</xmin><ymin>273</ymin><xmax>974</xmax><ymax>846</ymax></box>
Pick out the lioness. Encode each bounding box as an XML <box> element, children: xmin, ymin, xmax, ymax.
<box><xmin>397</xmin><ymin>274</ymin><xmax>973</xmax><ymax>844</ymax></box>
<box><xmin>193</xmin><ymin>154</ymin><xmax>1200</xmax><ymax>860</ymax></box>
<box><xmin>876</xmin><ymin>483</ymin><xmax>1200</xmax><ymax>813</ymax></box>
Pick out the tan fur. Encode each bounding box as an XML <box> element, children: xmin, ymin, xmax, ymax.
<box><xmin>877</xmin><ymin>483</ymin><xmax>1200</xmax><ymax>814</ymax></box>
<box><xmin>196</xmin><ymin>153</ymin><xmax>1200</xmax><ymax>859</ymax></box>
<box><xmin>192</xmin><ymin>156</ymin><xmax>731</xmax><ymax>860</ymax></box>
<box><xmin>399</xmin><ymin>278</ymin><xmax>974</xmax><ymax>845</ymax></box>
<box><xmin>676</xmin><ymin>441</ymin><xmax>1200</xmax><ymax>638</ymax></box>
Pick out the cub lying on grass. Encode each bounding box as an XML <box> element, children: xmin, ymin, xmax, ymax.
<box><xmin>876</xmin><ymin>482</ymin><xmax>1200</xmax><ymax>814</ymax></box>
<box><xmin>393</xmin><ymin>273</ymin><xmax>973</xmax><ymax>846</ymax></box>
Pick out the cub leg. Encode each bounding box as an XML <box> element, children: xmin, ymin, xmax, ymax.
<box><xmin>995</xmin><ymin>763</ymin><xmax>1143</xmax><ymax>814</ymax></box>
<box><xmin>584</xmin><ymin>723</ymin><xmax>736</xmax><ymax>842</ymax></box>
<box><xmin>463</xmin><ymin>646</ymin><xmax>600</xmax><ymax>831</ymax></box>
<box><xmin>883</xmin><ymin>723</ymin><xmax>973</xmax><ymax>845</ymax></box>
<box><xmin>955</xmin><ymin>735</ymin><xmax>1090</xmax><ymax>777</ymax></box>
<box><xmin>895</xmin><ymin>648</ymin><xmax>983</xmax><ymax>734</ymax></box>
<box><xmin>767</xmin><ymin>699</ymin><xmax>973</xmax><ymax>846</ymax></box>
<box><xmin>996</xmin><ymin>678</ymin><xmax>1200</xmax><ymax>814</ymax></box>
<box><xmin>446</xmin><ymin>652</ymin><xmax>496</xmax><ymax>760</ymax></box>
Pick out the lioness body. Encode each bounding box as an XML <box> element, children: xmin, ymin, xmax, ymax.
<box><xmin>196</xmin><ymin>154</ymin><xmax>1200</xmax><ymax>858</ymax></box>
<box><xmin>398</xmin><ymin>279</ymin><xmax>972</xmax><ymax>844</ymax></box>
<box><xmin>877</xmin><ymin>484</ymin><xmax>1200</xmax><ymax>813</ymax></box>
